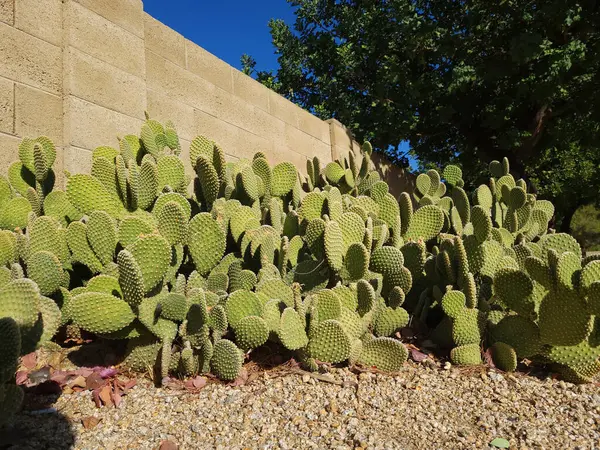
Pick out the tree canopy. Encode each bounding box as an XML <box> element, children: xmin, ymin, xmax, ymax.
<box><xmin>243</xmin><ymin>0</ymin><xmax>600</xmax><ymax>229</ymax></box>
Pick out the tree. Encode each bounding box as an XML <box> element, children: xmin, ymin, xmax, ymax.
<box><xmin>244</xmin><ymin>0</ymin><xmax>600</xmax><ymax>229</ymax></box>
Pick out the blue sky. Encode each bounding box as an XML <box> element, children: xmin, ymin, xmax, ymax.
<box><xmin>143</xmin><ymin>0</ymin><xmax>296</xmax><ymax>72</ymax></box>
<box><xmin>143</xmin><ymin>0</ymin><xmax>416</xmax><ymax>169</ymax></box>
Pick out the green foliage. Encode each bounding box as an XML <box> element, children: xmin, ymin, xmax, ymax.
<box><xmin>246</xmin><ymin>0</ymin><xmax>600</xmax><ymax>229</ymax></box>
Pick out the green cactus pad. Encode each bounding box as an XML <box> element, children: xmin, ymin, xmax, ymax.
<box><xmin>225</xmin><ymin>290</ymin><xmax>264</xmax><ymax>328</ymax></box>
<box><xmin>452</xmin><ymin>308</ymin><xmax>485</xmax><ymax>346</ymax></box>
<box><xmin>256</xmin><ymin>278</ymin><xmax>293</xmax><ymax>306</ymax></box>
<box><xmin>539</xmin><ymin>290</ymin><xmax>592</xmax><ymax>346</ymax></box>
<box><xmin>316</xmin><ymin>289</ymin><xmax>342</xmax><ymax>321</ymax></box>
<box><xmin>373</xmin><ymin>306</ymin><xmax>409</xmax><ymax>337</ymax></box>
<box><xmin>356</xmin><ymin>279</ymin><xmax>376</xmax><ymax>317</ymax></box>
<box><xmin>381</xmin><ymin>267</ymin><xmax>413</xmax><ymax>299</ymax></box>
<box><xmin>116</xmin><ymin>250</ymin><xmax>145</xmax><ymax>306</ymax></box>
<box><xmin>324</xmin><ymin>220</ymin><xmax>344</xmax><ymax>271</ymax></box>
<box><xmin>271</xmin><ymin>162</ymin><xmax>297</xmax><ymax>197</ymax></box>
<box><xmin>27</xmin><ymin>251</ymin><xmax>62</xmax><ymax>296</ymax></box>
<box><xmin>43</xmin><ymin>191</ymin><xmax>82</xmax><ymax>227</ymax></box>
<box><xmin>0</xmin><ymin>279</ymin><xmax>39</xmax><ymax>330</ymax></box>
<box><xmin>211</xmin><ymin>339</ymin><xmax>243</xmax><ymax>380</ymax></box>
<box><xmin>156</xmin><ymin>201</ymin><xmax>187</xmax><ymax>246</ymax></box>
<box><xmin>493</xmin><ymin>268</ymin><xmax>535</xmax><ymax>316</ymax></box>
<box><xmin>307</xmin><ymin>320</ymin><xmax>351</xmax><ymax>363</ymax></box>
<box><xmin>234</xmin><ymin>315</ymin><xmax>269</xmax><ymax>350</ymax></box>
<box><xmin>539</xmin><ymin>233</ymin><xmax>582</xmax><ymax>261</ymax></box>
<box><xmin>344</xmin><ymin>242</ymin><xmax>369</xmax><ymax>281</ymax></box>
<box><xmin>441</xmin><ymin>290</ymin><xmax>466</xmax><ymax>319</ymax></box>
<box><xmin>87</xmin><ymin>211</ymin><xmax>117</xmax><ymax>266</ymax></box>
<box><xmin>491</xmin><ymin>342</ymin><xmax>517</xmax><ymax>372</ymax></box>
<box><xmin>471</xmin><ymin>206</ymin><xmax>492</xmax><ymax>243</ymax></box>
<box><xmin>443</xmin><ymin>165</ymin><xmax>463</xmax><ymax>186</ymax></box>
<box><xmin>357</xmin><ymin>337</ymin><xmax>408</xmax><ymax>372</ymax></box>
<box><xmin>123</xmin><ymin>334</ymin><xmax>161</xmax><ymax>372</ymax></box>
<box><xmin>208</xmin><ymin>304</ymin><xmax>228</xmax><ymax>336</ymax></box>
<box><xmin>369</xmin><ymin>246</ymin><xmax>404</xmax><ymax>276</ymax></box>
<box><xmin>405</xmin><ymin>205</ymin><xmax>444</xmax><ymax>241</ymax></box>
<box><xmin>0</xmin><ymin>197</ymin><xmax>32</xmax><ymax>230</ymax></box>
<box><xmin>127</xmin><ymin>233</ymin><xmax>171</xmax><ymax>293</ymax></box>
<box><xmin>66</xmin><ymin>174</ymin><xmax>123</xmax><ymax>218</ymax></box>
<box><xmin>278</xmin><ymin>307</ymin><xmax>309</xmax><ymax>350</ymax></box>
<box><xmin>69</xmin><ymin>292</ymin><xmax>135</xmax><ymax>334</ymax></box>
<box><xmin>0</xmin><ymin>317</ymin><xmax>21</xmax><ymax>383</ymax></box>
<box><xmin>450</xmin><ymin>344</ymin><xmax>482</xmax><ymax>365</ymax></box>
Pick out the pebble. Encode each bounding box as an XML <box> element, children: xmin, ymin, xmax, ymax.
<box><xmin>10</xmin><ymin>363</ymin><xmax>600</xmax><ymax>450</ymax></box>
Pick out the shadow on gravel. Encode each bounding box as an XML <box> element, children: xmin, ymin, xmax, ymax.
<box><xmin>67</xmin><ymin>339</ymin><xmax>125</xmax><ymax>369</ymax></box>
<box><xmin>0</xmin><ymin>386</ymin><xmax>75</xmax><ymax>450</ymax></box>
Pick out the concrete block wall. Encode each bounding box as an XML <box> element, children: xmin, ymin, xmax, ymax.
<box><xmin>0</xmin><ymin>0</ymin><xmax>413</xmax><ymax>194</ymax></box>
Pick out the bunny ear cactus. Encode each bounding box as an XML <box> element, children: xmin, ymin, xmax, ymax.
<box><xmin>1</xmin><ymin>123</ymin><xmax>591</xmax><ymax>383</ymax></box>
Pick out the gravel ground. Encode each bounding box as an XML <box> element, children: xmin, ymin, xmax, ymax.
<box><xmin>6</xmin><ymin>362</ymin><xmax>600</xmax><ymax>450</ymax></box>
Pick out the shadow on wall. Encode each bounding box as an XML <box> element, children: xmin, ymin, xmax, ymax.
<box><xmin>336</xmin><ymin>124</ymin><xmax>416</xmax><ymax>200</ymax></box>
<box><xmin>370</xmin><ymin>151</ymin><xmax>416</xmax><ymax>200</ymax></box>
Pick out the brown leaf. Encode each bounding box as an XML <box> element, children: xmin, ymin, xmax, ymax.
<box><xmin>15</xmin><ymin>371</ymin><xmax>28</xmax><ymax>385</ymax></box>
<box><xmin>111</xmin><ymin>391</ymin><xmax>122</xmax><ymax>408</ymax></box>
<box><xmin>484</xmin><ymin>348</ymin><xmax>496</xmax><ymax>368</ymax></box>
<box><xmin>122</xmin><ymin>379</ymin><xmax>137</xmax><ymax>392</ymax></box>
<box><xmin>98</xmin><ymin>385</ymin><xmax>113</xmax><ymax>407</ymax></box>
<box><xmin>410</xmin><ymin>348</ymin><xmax>429</xmax><ymax>363</ymax></box>
<box><xmin>158</xmin><ymin>440</ymin><xmax>178</xmax><ymax>450</ymax></box>
<box><xmin>81</xmin><ymin>416</ymin><xmax>101</xmax><ymax>429</ymax></box>
<box><xmin>92</xmin><ymin>389</ymin><xmax>102</xmax><ymax>408</ymax></box>
<box><xmin>21</xmin><ymin>352</ymin><xmax>37</xmax><ymax>370</ymax></box>
<box><xmin>230</xmin><ymin>368</ymin><xmax>248</xmax><ymax>386</ymax></box>
<box><xmin>70</xmin><ymin>375</ymin><xmax>87</xmax><ymax>388</ymax></box>
<box><xmin>86</xmin><ymin>372</ymin><xmax>105</xmax><ymax>390</ymax></box>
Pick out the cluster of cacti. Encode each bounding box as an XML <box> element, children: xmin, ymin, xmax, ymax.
<box><xmin>0</xmin><ymin>115</ymin><xmax>598</xmax><ymax>426</ymax></box>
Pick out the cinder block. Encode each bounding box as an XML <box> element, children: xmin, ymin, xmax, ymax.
<box><xmin>66</xmin><ymin>48</ymin><xmax>146</xmax><ymax>119</ymax></box>
<box><xmin>0</xmin><ymin>77</ymin><xmax>13</xmax><ymax>134</ymax></box>
<box><xmin>63</xmin><ymin>145</ymin><xmax>92</xmax><ymax>176</ymax></box>
<box><xmin>0</xmin><ymin>0</ymin><xmax>14</xmax><ymax>25</ymax></box>
<box><xmin>236</xmin><ymin>129</ymin><xmax>271</xmax><ymax>161</ymax></box>
<box><xmin>194</xmin><ymin>109</ymin><xmax>240</xmax><ymax>158</ymax></box>
<box><xmin>146</xmin><ymin>89</ymin><xmax>195</xmax><ymax>141</ymax></box>
<box><xmin>268</xmin><ymin>90</ymin><xmax>299</xmax><ymax>128</ymax></box>
<box><xmin>74</xmin><ymin>0</ymin><xmax>144</xmax><ymax>38</ymax></box>
<box><xmin>66</xmin><ymin>1</ymin><xmax>145</xmax><ymax>77</ymax></box>
<box><xmin>282</xmin><ymin>123</ymin><xmax>330</xmax><ymax>163</ymax></box>
<box><xmin>269</xmin><ymin>143</ymin><xmax>308</xmax><ymax>172</ymax></box>
<box><xmin>327</xmin><ymin>118</ymin><xmax>354</xmax><ymax>150</ymax></box>
<box><xmin>146</xmin><ymin>49</ymin><xmax>218</xmax><ymax>113</ymax></box>
<box><xmin>144</xmin><ymin>14</ymin><xmax>185</xmax><ymax>68</ymax></box>
<box><xmin>298</xmin><ymin>108</ymin><xmax>330</xmax><ymax>145</ymax></box>
<box><xmin>0</xmin><ymin>132</ymin><xmax>20</xmax><ymax>175</ymax></box>
<box><xmin>0</xmin><ymin>22</ymin><xmax>61</xmax><ymax>95</ymax></box>
<box><xmin>64</xmin><ymin>96</ymin><xmax>143</xmax><ymax>150</ymax></box>
<box><xmin>249</xmin><ymin>107</ymin><xmax>285</xmax><ymax>144</ymax></box>
<box><xmin>186</xmin><ymin>41</ymin><xmax>233</xmax><ymax>93</ymax></box>
<box><xmin>211</xmin><ymin>87</ymin><xmax>257</xmax><ymax>136</ymax></box>
<box><xmin>15</xmin><ymin>0</ymin><xmax>62</xmax><ymax>46</ymax></box>
<box><xmin>15</xmin><ymin>84</ymin><xmax>62</xmax><ymax>143</ymax></box>
<box><xmin>232</xmin><ymin>70</ymin><xmax>270</xmax><ymax>112</ymax></box>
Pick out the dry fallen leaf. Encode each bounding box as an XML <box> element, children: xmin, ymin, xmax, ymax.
<box><xmin>98</xmin><ymin>385</ymin><xmax>113</xmax><ymax>407</ymax></box>
<box><xmin>86</xmin><ymin>372</ymin><xmax>105</xmax><ymax>390</ymax></box>
<box><xmin>230</xmin><ymin>368</ymin><xmax>249</xmax><ymax>386</ymax></box>
<box><xmin>81</xmin><ymin>416</ymin><xmax>101</xmax><ymax>429</ymax></box>
<box><xmin>70</xmin><ymin>375</ymin><xmax>87</xmax><ymax>389</ymax></box>
<box><xmin>158</xmin><ymin>440</ymin><xmax>178</xmax><ymax>450</ymax></box>
<box><xmin>21</xmin><ymin>352</ymin><xmax>37</xmax><ymax>370</ymax></box>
